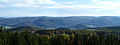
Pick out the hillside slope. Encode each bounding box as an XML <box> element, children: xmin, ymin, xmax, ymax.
<box><xmin>0</xmin><ymin>16</ymin><xmax>120</xmax><ymax>28</ymax></box>
<box><xmin>7</xmin><ymin>26</ymin><xmax>42</xmax><ymax>32</ymax></box>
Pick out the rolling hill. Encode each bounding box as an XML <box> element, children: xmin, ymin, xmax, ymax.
<box><xmin>0</xmin><ymin>17</ymin><xmax>5</xmax><ymax>20</ymax></box>
<box><xmin>91</xmin><ymin>26</ymin><xmax>120</xmax><ymax>30</ymax></box>
<box><xmin>7</xmin><ymin>26</ymin><xmax>43</xmax><ymax>32</ymax></box>
<box><xmin>0</xmin><ymin>16</ymin><xmax>120</xmax><ymax>29</ymax></box>
<box><xmin>68</xmin><ymin>24</ymin><xmax>93</xmax><ymax>29</ymax></box>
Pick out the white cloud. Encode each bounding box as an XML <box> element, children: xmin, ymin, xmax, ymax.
<box><xmin>97</xmin><ymin>1</ymin><xmax>120</xmax><ymax>6</ymax></box>
<box><xmin>11</xmin><ymin>3</ymin><xmax>40</xmax><ymax>7</ymax></box>
<box><xmin>33</xmin><ymin>0</ymin><xmax>58</xmax><ymax>4</ymax></box>
<box><xmin>92</xmin><ymin>0</ymin><xmax>99</xmax><ymax>2</ymax></box>
<box><xmin>96</xmin><ymin>1</ymin><xmax>120</xmax><ymax>10</ymax></box>
<box><xmin>64</xmin><ymin>2</ymin><xmax>78</xmax><ymax>4</ymax></box>
<box><xmin>42</xmin><ymin>4</ymin><xmax>99</xmax><ymax>10</ymax></box>
<box><xmin>0</xmin><ymin>0</ymin><xmax>120</xmax><ymax>10</ymax></box>
<box><xmin>39</xmin><ymin>0</ymin><xmax>120</xmax><ymax>11</ymax></box>
<box><xmin>0</xmin><ymin>0</ymin><xmax>59</xmax><ymax>7</ymax></box>
<box><xmin>0</xmin><ymin>0</ymin><xmax>120</xmax><ymax>14</ymax></box>
<box><xmin>28</xmin><ymin>14</ymin><xmax>116</xmax><ymax>17</ymax></box>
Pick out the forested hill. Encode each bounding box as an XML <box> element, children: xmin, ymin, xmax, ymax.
<box><xmin>91</xmin><ymin>26</ymin><xmax>120</xmax><ymax>30</ymax></box>
<box><xmin>0</xmin><ymin>16</ymin><xmax>120</xmax><ymax>28</ymax></box>
<box><xmin>68</xmin><ymin>24</ymin><xmax>95</xmax><ymax>29</ymax></box>
<box><xmin>0</xmin><ymin>17</ymin><xmax>5</xmax><ymax>20</ymax></box>
<box><xmin>7</xmin><ymin>26</ymin><xmax>43</xmax><ymax>32</ymax></box>
<box><xmin>0</xmin><ymin>26</ymin><xmax>119</xmax><ymax>45</ymax></box>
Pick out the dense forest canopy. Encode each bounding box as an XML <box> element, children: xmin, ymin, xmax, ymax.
<box><xmin>0</xmin><ymin>26</ymin><xmax>120</xmax><ymax>45</ymax></box>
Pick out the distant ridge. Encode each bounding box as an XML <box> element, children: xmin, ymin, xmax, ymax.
<box><xmin>0</xmin><ymin>16</ymin><xmax>120</xmax><ymax>29</ymax></box>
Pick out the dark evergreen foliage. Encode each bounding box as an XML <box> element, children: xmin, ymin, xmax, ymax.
<box><xmin>0</xmin><ymin>26</ymin><xmax>120</xmax><ymax>45</ymax></box>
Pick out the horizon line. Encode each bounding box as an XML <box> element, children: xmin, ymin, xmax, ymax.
<box><xmin>0</xmin><ymin>16</ymin><xmax>120</xmax><ymax>18</ymax></box>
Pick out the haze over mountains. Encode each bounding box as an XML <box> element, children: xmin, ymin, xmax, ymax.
<box><xmin>0</xmin><ymin>16</ymin><xmax>120</xmax><ymax>29</ymax></box>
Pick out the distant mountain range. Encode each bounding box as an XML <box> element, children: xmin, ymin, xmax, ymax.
<box><xmin>0</xmin><ymin>16</ymin><xmax>120</xmax><ymax>29</ymax></box>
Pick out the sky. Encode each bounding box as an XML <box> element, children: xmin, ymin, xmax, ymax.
<box><xmin>0</xmin><ymin>0</ymin><xmax>120</xmax><ymax>17</ymax></box>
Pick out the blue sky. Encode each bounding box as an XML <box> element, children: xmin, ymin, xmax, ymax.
<box><xmin>0</xmin><ymin>0</ymin><xmax>120</xmax><ymax>17</ymax></box>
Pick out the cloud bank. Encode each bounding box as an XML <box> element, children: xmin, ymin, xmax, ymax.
<box><xmin>0</xmin><ymin>0</ymin><xmax>120</xmax><ymax>17</ymax></box>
